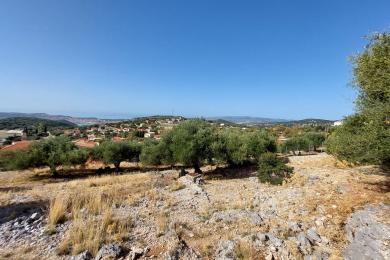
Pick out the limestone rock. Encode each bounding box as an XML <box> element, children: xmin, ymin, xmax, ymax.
<box><xmin>94</xmin><ymin>244</ymin><xmax>123</xmax><ymax>260</ymax></box>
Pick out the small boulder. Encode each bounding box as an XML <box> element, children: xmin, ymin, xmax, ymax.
<box><xmin>30</xmin><ymin>213</ymin><xmax>39</xmax><ymax>220</ymax></box>
<box><xmin>306</xmin><ymin>228</ymin><xmax>322</xmax><ymax>244</ymax></box>
<box><xmin>215</xmin><ymin>240</ymin><xmax>236</xmax><ymax>260</ymax></box>
<box><xmin>71</xmin><ymin>251</ymin><xmax>92</xmax><ymax>260</ymax></box>
<box><xmin>94</xmin><ymin>244</ymin><xmax>123</xmax><ymax>260</ymax></box>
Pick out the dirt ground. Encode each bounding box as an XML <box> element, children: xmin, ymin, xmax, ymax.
<box><xmin>0</xmin><ymin>153</ymin><xmax>388</xmax><ymax>259</ymax></box>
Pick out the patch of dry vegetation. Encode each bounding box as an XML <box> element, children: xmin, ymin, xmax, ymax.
<box><xmin>43</xmin><ymin>173</ymin><xmax>153</xmax><ymax>256</ymax></box>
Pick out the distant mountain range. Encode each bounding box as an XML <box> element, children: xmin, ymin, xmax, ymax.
<box><xmin>0</xmin><ymin>112</ymin><xmax>120</xmax><ymax>126</ymax></box>
<box><xmin>0</xmin><ymin>113</ymin><xmax>335</xmax><ymax>126</ymax></box>
<box><xmin>206</xmin><ymin>116</ymin><xmax>334</xmax><ymax>125</ymax></box>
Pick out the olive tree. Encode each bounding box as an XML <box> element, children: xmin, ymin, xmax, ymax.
<box><xmin>95</xmin><ymin>140</ymin><xmax>141</xmax><ymax>171</ymax></box>
<box><xmin>327</xmin><ymin>32</ymin><xmax>390</xmax><ymax>166</ymax></box>
<box><xmin>166</xmin><ymin>119</ymin><xmax>214</xmax><ymax>173</ymax></box>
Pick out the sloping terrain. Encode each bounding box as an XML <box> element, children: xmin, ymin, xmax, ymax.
<box><xmin>0</xmin><ymin>153</ymin><xmax>388</xmax><ymax>259</ymax></box>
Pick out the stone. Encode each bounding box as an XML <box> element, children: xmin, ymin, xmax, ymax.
<box><xmin>30</xmin><ymin>213</ymin><xmax>39</xmax><ymax>220</ymax></box>
<box><xmin>94</xmin><ymin>244</ymin><xmax>123</xmax><ymax>260</ymax></box>
<box><xmin>297</xmin><ymin>232</ymin><xmax>312</xmax><ymax>255</ymax></box>
<box><xmin>215</xmin><ymin>240</ymin><xmax>236</xmax><ymax>260</ymax></box>
<box><xmin>343</xmin><ymin>204</ymin><xmax>390</xmax><ymax>260</ymax></box>
<box><xmin>306</xmin><ymin>228</ymin><xmax>322</xmax><ymax>244</ymax></box>
<box><xmin>128</xmin><ymin>247</ymin><xmax>144</xmax><ymax>260</ymax></box>
<box><xmin>288</xmin><ymin>221</ymin><xmax>303</xmax><ymax>233</ymax></box>
<box><xmin>265</xmin><ymin>233</ymin><xmax>283</xmax><ymax>248</ymax></box>
<box><xmin>71</xmin><ymin>251</ymin><xmax>92</xmax><ymax>260</ymax></box>
<box><xmin>211</xmin><ymin>209</ymin><xmax>263</xmax><ymax>225</ymax></box>
<box><xmin>164</xmin><ymin>237</ymin><xmax>200</xmax><ymax>260</ymax></box>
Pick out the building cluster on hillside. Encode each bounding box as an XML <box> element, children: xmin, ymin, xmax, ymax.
<box><xmin>68</xmin><ymin>117</ymin><xmax>185</xmax><ymax>148</ymax></box>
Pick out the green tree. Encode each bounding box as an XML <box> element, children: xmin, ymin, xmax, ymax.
<box><xmin>94</xmin><ymin>140</ymin><xmax>141</xmax><ymax>171</ymax></box>
<box><xmin>327</xmin><ymin>32</ymin><xmax>390</xmax><ymax>166</ymax></box>
<box><xmin>212</xmin><ymin>129</ymin><xmax>249</xmax><ymax>165</ymax></box>
<box><xmin>140</xmin><ymin>139</ymin><xmax>163</xmax><ymax>166</ymax></box>
<box><xmin>281</xmin><ymin>136</ymin><xmax>310</xmax><ymax>155</ymax></box>
<box><xmin>0</xmin><ymin>136</ymin><xmax>79</xmax><ymax>175</ymax></box>
<box><xmin>65</xmin><ymin>148</ymin><xmax>90</xmax><ymax>169</ymax></box>
<box><xmin>304</xmin><ymin>132</ymin><xmax>326</xmax><ymax>151</ymax></box>
<box><xmin>36</xmin><ymin>122</ymin><xmax>47</xmax><ymax>135</ymax></box>
<box><xmin>246</xmin><ymin>130</ymin><xmax>277</xmax><ymax>160</ymax></box>
<box><xmin>166</xmin><ymin>119</ymin><xmax>214</xmax><ymax>173</ymax></box>
<box><xmin>257</xmin><ymin>152</ymin><xmax>293</xmax><ymax>185</ymax></box>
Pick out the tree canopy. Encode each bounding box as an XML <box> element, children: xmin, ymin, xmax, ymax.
<box><xmin>327</xmin><ymin>32</ymin><xmax>390</xmax><ymax>166</ymax></box>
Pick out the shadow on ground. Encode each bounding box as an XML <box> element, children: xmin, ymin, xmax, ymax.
<box><xmin>0</xmin><ymin>200</ymin><xmax>47</xmax><ymax>224</ymax></box>
<box><xmin>27</xmin><ymin>165</ymin><xmax>181</xmax><ymax>183</ymax></box>
<box><xmin>203</xmin><ymin>164</ymin><xmax>257</xmax><ymax>180</ymax></box>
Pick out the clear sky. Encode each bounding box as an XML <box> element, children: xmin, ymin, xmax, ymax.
<box><xmin>0</xmin><ymin>1</ymin><xmax>389</xmax><ymax>120</ymax></box>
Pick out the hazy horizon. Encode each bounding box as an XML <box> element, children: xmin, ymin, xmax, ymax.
<box><xmin>1</xmin><ymin>1</ymin><xmax>389</xmax><ymax>119</ymax></box>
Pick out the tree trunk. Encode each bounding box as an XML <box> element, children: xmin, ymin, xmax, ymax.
<box><xmin>194</xmin><ymin>164</ymin><xmax>202</xmax><ymax>174</ymax></box>
<box><xmin>114</xmin><ymin>162</ymin><xmax>121</xmax><ymax>173</ymax></box>
<box><xmin>51</xmin><ymin>166</ymin><xmax>58</xmax><ymax>177</ymax></box>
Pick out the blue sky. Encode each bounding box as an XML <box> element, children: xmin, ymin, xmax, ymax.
<box><xmin>0</xmin><ymin>1</ymin><xmax>389</xmax><ymax>120</ymax></box>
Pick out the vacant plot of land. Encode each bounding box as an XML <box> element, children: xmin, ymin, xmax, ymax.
<box><xmin>0</xmin><ymin>153</ymin><xmax>388</xmax><ymax>259</ymax></box>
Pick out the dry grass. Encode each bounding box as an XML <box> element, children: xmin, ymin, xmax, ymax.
<box><xmin>234</xmin><ymin>240</ymin><xmax>263</xmax><ymax>260</ymax></box>
<box><xmin>44</xmin><ymin>173</ymin><xmax>152</xmax><ymax>256</ymax></box>
<box><xmin>47</xmin><ymin>196</ymin><xmax>69</xmax><ymax>227</ymax></box>
<box><xmin>156</xmin><ymin>211</ymin><xmax>168</xmax><ymax>236</ymax></box>
<box><xmin>169</xmin><ymin>181</ymin><xmax>186</xmax><ymax>191</ymax></box>
<box><xmin>1</xmin><ymin>153</ymin><xmax>388</xmax><ymax>259</ymax></box>
<box><xmin>57</xmin><ymin>210</ymin><xmax>134</xmax><ymax>256</ymax></box>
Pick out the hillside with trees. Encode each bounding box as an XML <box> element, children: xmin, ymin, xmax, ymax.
<box><xmin>0</xmin><ymin>117</ymin><xmax>76</xmax><ymax>130</ymax></box>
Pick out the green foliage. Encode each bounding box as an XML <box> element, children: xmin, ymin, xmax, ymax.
<box><xmin>257</xmin><ymin>153</ymin><xmax>293</xmax><ymax>185</ymax></box>
<box><xmin>0</xmin><ymin>117</ymin><xmax>76</xmax><ymax>130</ymax></box>
<box><xmin>140</xmin><ymin>139</ymin><xmax>164</xmax><ymax>166</ymax></box>
<box><xmin>281</xmin><ymin>136</ymin><xmax>311</xmax><ymax>154</ymax></box>
<box><xmin>246</xmin><ymin>130</ymin><xmax>277</xmax><ymax>159</ymax></box>
<box><xmin>65</xmin><ymin>148</ymin><xmax>90</xmax><ymax>168</ymax></box>
<box><xmin>212</xmin><ymin>129</ymin><xmax>276</xmax><ymax>165</ymax></box>
<box><xmin>304</xmin><ymin>132</ymin><xmax>325</xmax><ymax>151</ymax></box>
<box><xmin>212</xmin><ymin>129</ymin><xmax>249</xmax><ymax>165</ymax></box>
<box><xmin>326</xmin><ymin>114</ymin><xmax>389</xmax><ymax>165</ymax></box>
<box><xmin>0</xmin><ymin>136</ymin><xmax>87</xmax><ymax>174</ymax></box>
<box><xmin>94</xmin><ymin>140</ymin><xmax>141</xmax><ymax>170</ymax></box>
<box><xmin>164</xmin><ymin>119</ymin><xmax>214</xmax><ymax>173</ymax></box>
<box><xmin>328</xmin><ymin>32</ymin><xmax>390</xmax><ymax>166</ymax></box>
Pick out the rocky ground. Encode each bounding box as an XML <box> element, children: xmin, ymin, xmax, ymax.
<box><xmin>0</xmin><ymin>153</ymin><xmax>389</xmax><ymax>259</ymax></box>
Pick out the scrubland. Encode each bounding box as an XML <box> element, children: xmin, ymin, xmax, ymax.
<box><xmin>0</xmin><ymin>153</ymin><xmax>388</xmax><ymax>259</ymax></box>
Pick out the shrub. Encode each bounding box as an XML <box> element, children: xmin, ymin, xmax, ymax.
<box><xmin>257</xmin><ymin>153</ymin><xmax>293</xmax><ymax>185</ymax></box>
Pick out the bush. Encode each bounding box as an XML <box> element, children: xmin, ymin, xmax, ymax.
<box><xmin>257</xmin><ymin>153</ymin><xmax>293</xmax><ymax>185</ymax></box>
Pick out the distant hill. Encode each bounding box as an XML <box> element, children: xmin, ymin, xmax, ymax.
<box><xmin>0</xmin><ymin>117</ymin><xmax>76</xmax><ymax>130</ymax></box>
<box><xmin>206</xmin><ymin>116</ymin><xmax>289</xmax><ymax>124</ymax></box>
<box><xmin>0</xmin><ymin>112</ymin><xmax>120</xmax><ymax>126</ymax></box>
<box><xmin>280</xmin><ymin>118</ymin><xmax>334</xmax><ymax>125</ymax></box>
<box><xmin>207</xmin><ymin>116</ymin><xmax>334</xmax><ymax>125</ymax></box>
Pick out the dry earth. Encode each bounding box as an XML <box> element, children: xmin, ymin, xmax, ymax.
<box><xmin>0</xmin><ymin>153</ymin><xmax>388</xmax><ymax>260</ymax></box>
